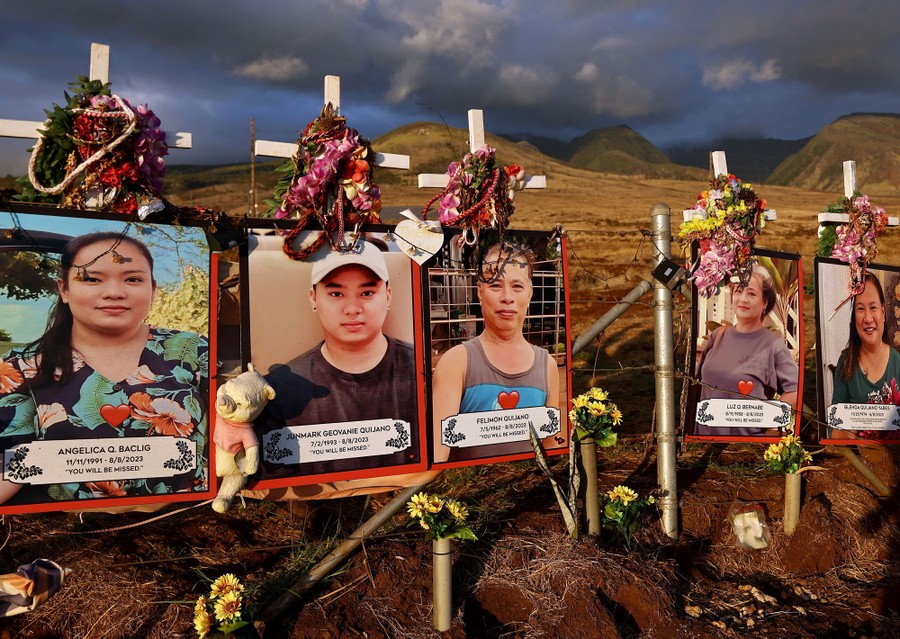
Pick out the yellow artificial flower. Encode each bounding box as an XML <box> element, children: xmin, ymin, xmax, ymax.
<box><xmin>210</xmin><ymin>573</ymin><xmax>242</xmax><ymax>599</ymax></box>
<box><xmin>419</xmin><ymin>518</ymin><xmax>431</xmax><ymax>530</ymax></box>
<box><xmin>568</xmin><ymin>409</ymin><xmax>578</xmax><ymax>424</ymax></box>
<box><xmin>610</xmin><ymin>408</ymin><xmax>623</xmax><ymax>425</ymax></box>
<box><xmin>193</xmin><ymin>601</ymin><xmax>212</xmax><ymax>639</ymax></box>
<box><xmin>647</xmin><ymin>495</ymin><xmax>655</xmax><ymax>505</ymax></box>
<box><xmin>589</xmin><ymin>387</ymin><xmax>609</xmax><ymax>401</ymax></box>
<box><xmin>446</xmin><ymin>500</ymin><xmax>469</xmax><ymax>521</ymax></box>
<box><xmin>572</xmin><ymin>394</ymin><xmax>590</xmax><ymax>409</ymax></box>
<box><xmin>588</xmin><ymin>403</ymin><xmax>607</xmax><ymax>417</ymax></box>
<box><xmin>608</xmin><ymin>485</ymin><xmax>637</xmax><ymax>505</ymax></box>
<box><xmin>213</xmin><ymin>591</ymin><xmax>242</xmax><ymax>623</ymax></box>
<box><xmin>425</xmin><ymin>495</ymin><xmax>444</xmax><ymax>514</ymax></box>
<box><xmin>407</xmin><ymin>500</ymin><xmax>426</xmax><ymax>519</ymax></box>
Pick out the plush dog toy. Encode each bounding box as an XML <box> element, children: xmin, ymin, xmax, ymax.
<box><xmin>212</xmin><ymin>364</ymin><xmax>275</xmax><ymax>513</ymax></box>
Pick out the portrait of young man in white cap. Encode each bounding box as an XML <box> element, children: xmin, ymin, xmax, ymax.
<box><xmin>247</xmin><ymin>236</ymin><xmax>419</xmax><ymax>477</ymax></box>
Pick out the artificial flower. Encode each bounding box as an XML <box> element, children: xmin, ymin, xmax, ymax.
<box><xmin>406</xmin><ymin>492</ymin><xmax>476</xmax><ymax>541</ymax></box>
<box><xmin>569</xmin><ymin>386</ymin><xmax>621</xmax><ymax>446</ymax></box>
<box><xmin>210</xmin><ymin>573</ymin><xmax>243</xmax><ymax>599</ymax></box>
<box><xmin>679</xmin><ymin>173</ymin><xmax>766</xmax><ymax>297</ymax></box>
<box><xmin>213</xmin><ymin>591</ymin><xmax>242</xmax><ymax>623</ymax></box>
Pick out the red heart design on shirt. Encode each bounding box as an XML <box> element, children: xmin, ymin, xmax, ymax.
<box><xmin>498</xmin><ymin>391</ymin><xmax>520</xmax><ymax>410</ymax></box>
<box><xmin>100</xmin><ymin>404</ymin><xmax>131</xmax><ymax>428</ymax></box>
<box><xmin>737</xmin><ymin>380</ymin><xmax>754</xmax><ymax>396</ymax></box>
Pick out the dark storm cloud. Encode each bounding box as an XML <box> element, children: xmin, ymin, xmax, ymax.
<box><xmin>1</xmin><ymin>0</ymin><xmax>898</xmax><ymax>174</ymax></box>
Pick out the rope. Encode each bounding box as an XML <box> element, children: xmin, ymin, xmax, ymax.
<box><xmin>26</xmin><ymin>94</ymin><xmax>138</xmax><ymax>196</ymax></box>
<box><xmin>64</xmin><ymin>499</ymin><xmax>214</xmax><ymax>535</ymax></box>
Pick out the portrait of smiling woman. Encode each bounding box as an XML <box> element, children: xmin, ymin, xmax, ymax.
<box><xmin>691</xmin><ymin>259</ymin><xmax>801</xmax><ymax>438</ymax></box>
<box><xmin>0</xmin><ymin>228</ymin><xmax>209</xmax><ymax>507</ymax></box>
<box><xmin>829</xmin><ymin>273</ymin><xmax>900</xmax><ymax>439</ymax></box>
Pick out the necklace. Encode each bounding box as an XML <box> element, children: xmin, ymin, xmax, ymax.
<box><xmin>860</xmin><ymin>344</ymin><xmax>886</xmax><ymax>377</ymax></box>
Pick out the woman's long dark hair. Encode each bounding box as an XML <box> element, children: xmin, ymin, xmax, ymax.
<box><xmin>26</xmin><ymin>232</ymin><xmax>155</xmax><ymax>388</ymax></box>
<box><xmin>840</xmin><ymin>272</ymin><xmax>889</xmax><ymax>381</ymax></box>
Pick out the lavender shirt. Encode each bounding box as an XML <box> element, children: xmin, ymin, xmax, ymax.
<box><xmin>695</xmin><ymin>326</ymin><xmax>798</xmax><ymax>436</ymax></box>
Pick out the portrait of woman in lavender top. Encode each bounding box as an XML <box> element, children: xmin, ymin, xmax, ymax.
<box><xmin>693</xmin><ymin>263</ymin><xmax>799</xmax><ymax>437</ymax></box>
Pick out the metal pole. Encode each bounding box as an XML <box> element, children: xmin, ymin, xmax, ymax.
<box><xmin>651</xmin><ymin>202</ymin><xmax>679</xmax><ymax>540</ymax></box>
<box><xmin>572</xmin><ymin>280</ymin><xmax>653</xmax><ymax>355</ymax></box>
<box><xmin>254</xmin><ymin>478</ymin><xmax>437</xmax><ymax>631</ymax></box>
<box><xmin>836</xmin><ymin>447</ymin><xmax>891</xmax><ymax>497</ymax></box>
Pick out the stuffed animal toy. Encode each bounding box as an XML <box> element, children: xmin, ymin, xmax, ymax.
<box><xmin>212</xmin><ymin>364</ymin><xmax>275</xmax><ymax>513</ymax></box>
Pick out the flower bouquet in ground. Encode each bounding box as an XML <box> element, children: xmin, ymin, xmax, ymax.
<box><xmin>569</xmin><ymin>387</ymin><xmax>622</xmax><ymax>535</ymax></box>
<box><xmin>601</xmin><ymin>485</ymin><xmax>656</xmax><ymax>551</ymax></box>
<box><xmin>529</xmin><ymin>387</ymin><xmax>622</xmax><ymax>539</ymax></box>
<box><xmin>407</xmin><ymin>493</ymin><xmax>475</xmax><ymax>631</ymax></box>
<box><xmin>763</xmin><ymin>435</ymin><xmax>819</xmax><ymax>535</ymax></box>
<box><xmin>193</xmin><ymin>573</ymin><xmax>255</xmax><ymax>638</ymax></box>
<box><xmin>406</xmin><ymin>492</ymin><xmax>476</xmax><ymax>542</ymax></box>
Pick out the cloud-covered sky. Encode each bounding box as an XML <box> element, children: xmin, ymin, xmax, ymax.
<box><xmin>1</xmin><ymin>0</ymin><xmax>899</xmax><ymax>175</ymax></box>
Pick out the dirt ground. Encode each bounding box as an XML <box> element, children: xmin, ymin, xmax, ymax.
<box><xmin>1</xmin><ymin>438</ymin><xmax>899</xmax><ymax>638</ymax></box>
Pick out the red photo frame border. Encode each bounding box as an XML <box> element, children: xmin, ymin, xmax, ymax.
<box><xmin>0</xmin><ymin>203</ymin><xmax>217</xmax><ymax>514</ymax></box>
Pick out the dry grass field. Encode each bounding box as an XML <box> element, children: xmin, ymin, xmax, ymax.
<box><xmin>4</xmin><ymin>156</ymin><xmax>900</xmax><ymax>637</ymax></box>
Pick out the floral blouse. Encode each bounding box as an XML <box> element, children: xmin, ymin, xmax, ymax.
<box><xmin>0</xmin><ymin>327</ymin><xmax>208</xmax><ymax>503</ymax></box>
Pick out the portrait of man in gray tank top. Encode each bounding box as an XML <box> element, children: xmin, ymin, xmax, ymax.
<box><xmin>432</xmin><ymin>242</ymin><xmax>561</xmax><ymax>464</ymax></box>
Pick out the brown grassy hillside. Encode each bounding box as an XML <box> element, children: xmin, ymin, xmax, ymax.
<box><xmin>768</xmin><ymin>113</ymin><xmax>900</xmax><ymax>195</ymax></box>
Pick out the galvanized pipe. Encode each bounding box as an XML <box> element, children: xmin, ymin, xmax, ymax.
<box><xmin>571</xmin><ymin>279</ymin><xmax>653</xmax><ymax>355</ymax></box>
<box><xmin>651</xmin><ymin>202</ymin><xmax>679</xmax><ymax>541</ymax></box>
<box><xmin>254</xmin><ymin>478</ymin><xmax>437</xmax><ymax>631</ymax></box>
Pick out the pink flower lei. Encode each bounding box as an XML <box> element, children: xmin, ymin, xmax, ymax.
<box><xmin>821</xmin><ymin>193</ymin><xmax>888</xmax><ymax>296</ymax></box>
<box><xmin>271</xmin><ymin>103</ymin><xmax>382</xmax><ymax>261</ymax></box>
<box><xmin>677</xmin><ymin>173</ymin><xmax>767</xmax><ymax>298</ymax></box>
<box><xmin>421</xmin><ymin>144</ymin><xmax>525</xmax><ymax>246</ymax></box>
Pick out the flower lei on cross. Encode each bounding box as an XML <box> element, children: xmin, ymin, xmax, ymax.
<box><xmin>678</xmin><ymin>173</ymin><xmax>767</xmax><ymax>297</ymax></box>
<box><xmin>17</xmin><ymin>76</ymin><xmax>168</xmax><ymax>216</ymax></box>
<box><xmin>422</xmin><ymin>143</ymin><xmax>525</xmax><ymax>246</ymax></box>
<box><xmin>269</xmin><ymin>103</ymin><xmax>382</xmax><ymax>261</ymax></box>
<box><xmin>816</xmin><ymin>192</ymin><xmax>887</xmax><ymax>296</ymax></box>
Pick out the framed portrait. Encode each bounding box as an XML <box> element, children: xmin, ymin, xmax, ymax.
<box><xmin>428</xmin><ymin>229</ymin><xmax>571</xmax><ymax>469</ymax></box>
<box><xmin>684</xmin><ymin>248</ymin><xmax>804</xmax><ymax>442</ymax></box>
<box><xmin>242</xmin><ymin>225</ymin><xmax>428</xmax><ymax>487</ymax></box>
<box><xmin>816</xmin><ymin>258</ymin><xmax>900</xmax><ymax>445</ymax></box>
<box><xmin>0</xmin><ymin>204</ymin><xmax>216</xmax><ymax>514</ymax></box>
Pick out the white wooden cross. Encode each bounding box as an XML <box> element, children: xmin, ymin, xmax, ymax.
<box><xmin>417</xmin><ymin>109</ymin><xmax>547</xmax><ymax>190</ymax></box>
<box><xmin>415</xmin><ymin>109</ymin><xmax>547</xmax><ymax>310</ymax></box>
<box><xmin>816</xmin><ymin>160</ymin><xmax>899</xmax><ymax>231</ymax></box>
<box><xmin>0</xmin><ymin>43</ymin><xmax>192</xmax><ymax>151</ymax></box>
<box><xmin>682</xmin><ymin>150</ymin><xmax>776</xmax><ymax>222</ymax></box>
<box><xmin>254</xmin><ymin>75</ymin><xmax>410</xmax><ymax>171</ymax></box>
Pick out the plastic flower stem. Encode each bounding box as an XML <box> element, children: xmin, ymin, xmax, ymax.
<box><xmin>433</xmin><ymin>536</ymin><xmax>452</xmax><ymax>632</ymax></box>
<box><xmin>784</xmin><ymin>472</ymin><xmax>802</xmax><ymax>536</ymax></box>
<box><xmin>580</xmin><ymin>438</ymin><xmax>601</xmax><ymax>536</ymax></box>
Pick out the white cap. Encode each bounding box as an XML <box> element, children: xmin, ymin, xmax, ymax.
<box><xmin>310</xmin><ymin>241</ymin><xmax>389</xmax><ymax>286</ymax></box>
